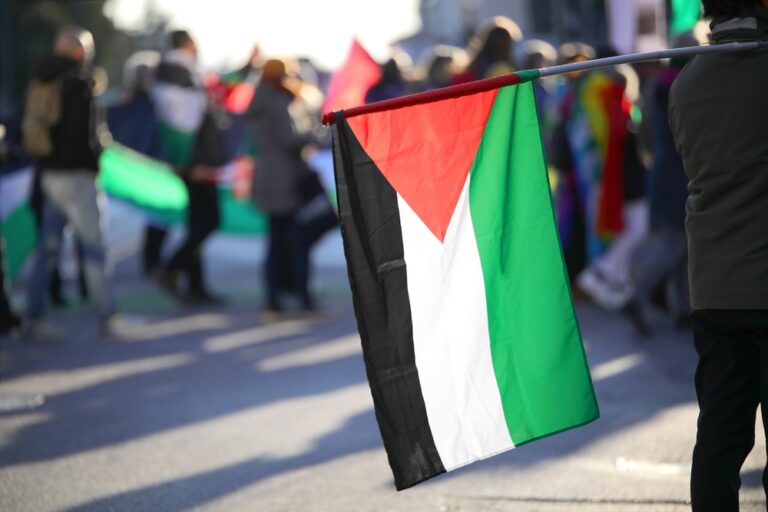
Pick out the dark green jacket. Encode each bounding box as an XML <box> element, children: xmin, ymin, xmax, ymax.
<box><xmin>669</xmin><ymin>6</ymin><xmax>768</xmax><ymax>309</ymax></box>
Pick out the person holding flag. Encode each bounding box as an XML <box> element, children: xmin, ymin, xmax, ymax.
<box><xmin>669</xmin><ymin>0</ymin><xmax>768</xmax><ymax>509</ymax></box>
<box><xmin>150</xmin><ymin>30</ymin><xmax>222</xmax><ymax>305</ymax></box>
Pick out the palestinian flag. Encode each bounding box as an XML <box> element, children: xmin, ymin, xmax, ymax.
<box><xmin>330</xmin><ymin>73</ymin><xmax>599</xmax><ymax>489</ymax></box>
<box><xmin>99</xmin><ymin>143</ymin><xmax>267</xmax><ymax>234</ymax></box>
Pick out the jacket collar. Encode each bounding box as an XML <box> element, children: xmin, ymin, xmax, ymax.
<box><xmin>710</xmin><ymin>5</ymin><xmax>768</xmax><ymax>42</ymax></box>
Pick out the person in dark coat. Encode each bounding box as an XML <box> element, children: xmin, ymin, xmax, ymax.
<box><xmin>248</xmin><ymin>59</ymin><xmax>319</xmax><ymax>314</ymax></box>
<box><xmin>669</xmin><ymin>1</ymin><xmax>768</xmax><ymax>509</ymax></box>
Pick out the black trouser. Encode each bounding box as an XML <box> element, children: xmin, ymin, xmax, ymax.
<box><xmin>142</xmin><ymin>224</ymin><xmax>167</xmax><ymax>276</ymax></box>
<box><xmin>0</xmin><ymin>241</ymin><xmax>12</xmax><ymax>317</ymax></box>
<box><xmin>265</xmin><ymin>214</ymin><xmax>310</xmax><ymax>309</ymax></box>
<box><xmin>166</xmin><ymin>180</ymin><xmax>220</xmax><ymax>291</ymax></box>
<box><xmin>691</xmin><ymin>309</ymin><xmax>768</xmax><ymax>512</ymax></box>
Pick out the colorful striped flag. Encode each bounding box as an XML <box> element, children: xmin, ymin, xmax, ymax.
<box><xmin>331</xmin><ymin>76</ymin><xmax>599</xmax><ymax>489</ymax></box>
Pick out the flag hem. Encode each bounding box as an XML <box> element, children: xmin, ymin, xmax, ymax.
<box><xmin>513</xmin><ymin>414</ymin><xmax>601</xmax><ymax>448</ymax></box>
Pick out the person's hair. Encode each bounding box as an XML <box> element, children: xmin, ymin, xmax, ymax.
<box><xmin>701</xmin><ymin>0</ymin><xmax>761</xmax><ymax>18</ymax></box>
<box><xmin>55</xmin><ymin>26</ymin><xmax>95</xmax><ymax>60</ymax></box>
<box><xmin>169</xmin><ymin>30</ymin><xmax>193</xmax><ymax>50</ymax></box>
<box><xmin>557</xmin><ymin>42</ymin><xmax>595</xmax><ymax>64</ymax></box>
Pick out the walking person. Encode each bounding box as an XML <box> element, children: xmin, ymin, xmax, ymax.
<box><xmin>21</xmin><ymin>27</ymin><xmax>118</xmax><ymax>337</ymax></box>
<box><xmin>107</xmin><ymin>50</ymin><xmax>165</xmax><ymax>277</ymax></box>
<box><xmin>626</xmin><ymin>33</ymin><xmax>699</xmax><ymax>337</ymax></box>
<box><xmin>151</xmin><ymin>30</ymin><xmax>222</xmax><ymax>304</ymax></box>
<box><xmin>668</xmin><ymin>1</ymin><xmax>768</xmax><ymax>509</ymax></box>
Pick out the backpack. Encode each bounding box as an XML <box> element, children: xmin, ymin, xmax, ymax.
<box><xmin>22</xmin><ymin>79</ymin><xmax>62</xmax><ymax>158</ymax></box>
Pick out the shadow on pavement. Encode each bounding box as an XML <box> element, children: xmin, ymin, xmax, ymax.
<box><xmin>0</xmin><ymin>289</ymin><xmax>722</xmax><ymax>505</ymax></box>
<box><xmin>59</xmin><ymin>410</ymin><xmax>380</xmax><ymax>512</ymax></box>
<box><xmin>0</xmin><ymin>301</ymin><xmax>366</xmax><ymax>466</ymax></box>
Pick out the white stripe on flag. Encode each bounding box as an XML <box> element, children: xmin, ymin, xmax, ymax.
<box><xmin>0</xmin><ymin>166</ymin><xmax>34</xmax><ymax>220</ymax></box>
<box><xmin>398</xmin><ymin>179</ymin><xmax>513</xmax><ymax>471</ymax></box>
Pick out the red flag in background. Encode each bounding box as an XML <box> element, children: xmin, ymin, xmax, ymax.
<box><xmin>206</xmin><ymin>74</ymin><xmax>256</xmax><ymax>114</ymax></box>
<box><xmin>322</xmin><ymin>38</ymin><xmax>381</xmax><ymax>116</ymax></box>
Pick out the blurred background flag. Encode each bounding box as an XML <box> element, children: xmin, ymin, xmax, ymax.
<box><xmin>99</xmin><ymin>143</ymin><xmax>267</xmax><ymax>234</ymax></box>
<box><xmin>322</xmin><ymin>38</ymin><xmax>381</xmax><ymax>116</ymax></box>
<box><xmin>0</xmin><ymin>165</ymin><xmax>36</xmax><ymax>281</ymax></box>
<box><xmin>670</xmin><ymin>0</ymin><xmax>703</xmax><ymax>34</ymax></box>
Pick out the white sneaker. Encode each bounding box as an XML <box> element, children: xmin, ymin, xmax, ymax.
<box><xmin>577</xmin><ymin>268</ymin><xmax>634</xmax><ymax>312</ymax></box>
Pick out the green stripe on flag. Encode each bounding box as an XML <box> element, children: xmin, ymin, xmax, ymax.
<box><xmin>99</xmin><ymin>143</ymin><xmax>188</xmax><ymax>218</ymax></box>
<box><xmin>158</xmin><ymin>122</ymin><xmax>197</xmax><ymax>169</ymax></box>
<box><xmin>1</xmin><ymin>202</ymin><xmax>37</xmax><ymax>281</ymax></box>
<box><xmin>468</xmin><ymin>82</ymin><xmax>598</xmax><ymax>444</ymax></box>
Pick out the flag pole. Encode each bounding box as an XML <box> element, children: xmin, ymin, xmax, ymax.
<box><xmin>536</xmin><ymin>41</ymin><xmax>761</xmax><ymax>78</ymax></box>
<box><xmin>322</xmin><ymin>41</ymin><xmax>763</xmax><ymax>126</ymax></box>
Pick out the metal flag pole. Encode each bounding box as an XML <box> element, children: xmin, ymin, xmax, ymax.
<box><xmin>536</xmin><ymin>41</ymin><xmax>763</xmax><ymax>78</ymax></box>
<box><xmin>322</xmin><ymin>41</ymin><xmax>764</xmax><ymax>126</ymax></box>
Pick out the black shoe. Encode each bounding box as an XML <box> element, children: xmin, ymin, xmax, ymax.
<box><xmin>624</xmin><ymin>301</ymin><xmax>653</xmax><ymax>339</ymax></box>
<box><xmin>49</xmin><ymin>292</ymin><xmax>68</xmax><ymax>308</ymax></box>
<box><xmin>184</xmin><ymin>288</ymin><xmax>225</xmax><ymax>306</ymax></box>
<box><xmin>0</xmin><ymin>311</ymin><xmax>21</xmax><ymax>335</ymax></box>
<box><xmin>153</xmin><ymin>269</ymin><xmax>183</xmax><ymax>300</ymax></box>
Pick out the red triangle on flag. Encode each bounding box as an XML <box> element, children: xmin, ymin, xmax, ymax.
<box><xmin>347</xmin><ymin>89</ymin><xmax>498</xmax><ymax>242</ymax></box>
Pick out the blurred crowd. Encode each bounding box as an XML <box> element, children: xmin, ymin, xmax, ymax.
<box><xmin>0</xmin><ymin>15</ymin><xmax>707</xmax><ymax>340</ymax></box>
<box><xmin>355</xmin><ymin>15</ymin><xmax>705</xmax><ymax>339</ymax></box>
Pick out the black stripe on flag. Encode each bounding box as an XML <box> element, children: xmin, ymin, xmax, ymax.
<box><xmin>332</xmin><ymin>120</ymin><xmax>446</xmax><ymax>490</ymax></box>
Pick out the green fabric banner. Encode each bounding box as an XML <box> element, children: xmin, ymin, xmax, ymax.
<box><xmin>99</xmin><ymin>143</ymin><xmax>267</xmax><ymax>234</ymax></box>
<box><xmin>671</xmin><ymin>0</ymin><xmax>702</xmax><ymax>35</ymax></box>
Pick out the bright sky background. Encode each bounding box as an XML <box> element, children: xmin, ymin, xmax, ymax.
<box><xmin>104</xmin><ymin>0</ymin><xmax>422</xmax><ymax>71</ymax></box>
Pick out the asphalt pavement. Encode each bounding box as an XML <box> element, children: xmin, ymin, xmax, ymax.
<box><xmin>1</xmin><ymin>224</ymin><xmax>766</xmax><ymax>512</ymax></box>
